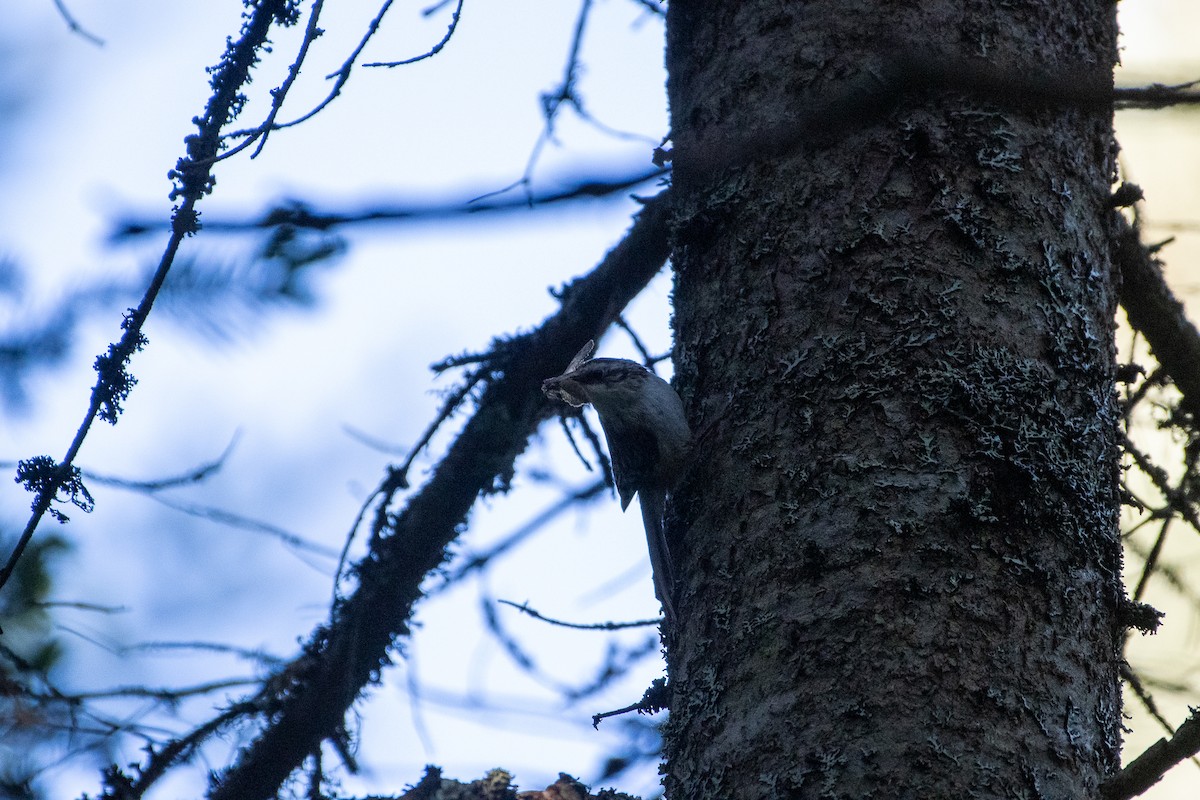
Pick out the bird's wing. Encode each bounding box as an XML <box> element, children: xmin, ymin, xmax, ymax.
<box><xmin>597</xmin><ymin>416</ymin><xmax>660</xmax><ymax>511</ymax></box>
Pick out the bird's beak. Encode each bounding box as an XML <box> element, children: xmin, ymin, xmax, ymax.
<box><xmin>542</xmin><ymin>374</ymin><xmax>584</xmax><ymax>407</ymax></box>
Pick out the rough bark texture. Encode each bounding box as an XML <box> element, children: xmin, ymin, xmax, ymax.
<box><xmin>664</xmin><ymin>2</ymin><xmax>1123</xmax><ymax>798</ymax></box>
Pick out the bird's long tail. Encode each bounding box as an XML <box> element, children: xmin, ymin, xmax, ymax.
<box><xmin>640</xmin><ymin>489</ymin><xmax>676</xmax><ymax>626</ymax></box>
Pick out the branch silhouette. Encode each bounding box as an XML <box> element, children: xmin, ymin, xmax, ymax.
<box><xmin>1102</xmin><ymin>708</ymin><xmax>1200</xmax><ymax>800</ymax></box>
<box><xmin>2</xmin><ymin>0</ymin><xmax>305</xmax><ymax>594</ymax></box>
<box><xmin>201</xmin><ymin>191</ymin><xmax>671</xmax><ymax>800</ymax></box>
<box><xmin>13</xmin><ymin>24</ymin><xmax>1200</xmax><ymax>793</ymax></box>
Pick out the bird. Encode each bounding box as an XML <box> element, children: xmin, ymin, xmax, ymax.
<box><xmin>542</xmin><ymin>341</ymin><xmax>691</xmax><ymax>626</ymax></box>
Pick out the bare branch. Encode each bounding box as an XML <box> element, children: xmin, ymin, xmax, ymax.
<box><xmin>202</xmin><ymin>190</ymin><xmax>672</xmax><ymax>800</ymax></box>
<box><xmin>148</xmin><ymin>495</ymin><xmax>339</xmax><ymax>560</ymax></box>
<box><xmin>493</xmin><ymin>0</ymin><xmax>597</xmax><ymax>205</ymax></box>
<box><xmin>440</xmin><ymin>479</ymin><xmax>609</xmax><ymax>590</ymax></box>
<box><xmin>464</xmin><ymin>0</ymin><xmax>661</xmax><ymax>206</ymax></box>
<box><xmin>1114</xmin><ymin>79</ymin><xmax>1200</xmax><ymax>109</ymax></box>
<box><xmin>1124</xmin><ymin>533</ymin><xmax>1200</xmax><ymax>613</ymax></box>
<box><xmin>1131</xmin><ymin>517</ymin><xmax>1172</xmax><ymax>603</ymax></box>
<box><xmin>52</xmin><ymin>0</ymin><xmax>104</xmax><ymax>46</ymax></box>
<box><xmin>126</xmin><ymin>702</ymin><xmax>260</xmax><ymax>796</ymax></box>
<box><xmin>626</xmin><ymin>0</ymin><xmax>664</xmax><ymax>17</ymax></box>
<box><xmin>30</xmin><ymin>678</ymin><xmax>255</xmax><ymax>703</ymax></box>
<box><xmin>2</xmin><ymin>0</ymin><xmax>301</xmax><ymax>593</ymax></box>
<box><xmin>591</xmin><ymin>677</ymin><xmax>668</xmax><ymax>729</ymax></box>
<box><xmin>363</xmin><ymin>0</ymin><xmax>464</xmax><ymax>67</ymax></box>
<box><xmin>244</xmin><ymin>0</ymin><xmax>379</xmax><ymax>136</ymax></box>
<box><xmin>1115</xmin><ymin>213</ymin><xmax>1200</xmax><ymax>418</ymax></box>
<box><xmin>123</xmin><ymin>640</ymin><xmax>286</xmax><ymax>669</ymax></box>
<box><xmin>110</xmin><ymin>166</ymin><xmax>666</xmax><ymax>239</ymax></box>
<box><xmin>73</xmin><ymin>432</ymin><xmax>240</xmax><ymax>492</ymax></box>
<box><xmin>223</xmin><ymin>0</ymin><xmax>464</xmax><ymax>144</ymax></box>
<box><xmin>1102</xmin><ymin>707</ymin><xmax>1200</xmax><ymax>800</ymax></box>
<box><xmin>331</xmin><ymin>365</ymin><xmax>486</xmax><ymax>598</ymax></box>
<box><xmin>498</xmin><ymin>599</ymin><xmax>659</xmax><ymax>631</ymax></box>
<box><xmin>34</xmin><ymin>599</ymin><xmax>127</xmax><ymax>614</ymax></box>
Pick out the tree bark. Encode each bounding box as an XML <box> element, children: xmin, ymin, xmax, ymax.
<box><xmin>664</xmin><ymin>2</ymin><xmax>1123</xmax><ymax>798</ymax></box>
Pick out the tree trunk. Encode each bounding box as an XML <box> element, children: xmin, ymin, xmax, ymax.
<box><xmin>664</xmin><ymin>2</ymin><xmax>1123</xmax><ymax>798</ymax></box>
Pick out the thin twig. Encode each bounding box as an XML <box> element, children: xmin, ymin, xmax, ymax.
<box><xmin>498</xmin><ymin>599</ymin><xmax>659</xmax><ymax>630</ymax></box>
<box><xmin>2</xmin><ymin>0</ymin><xmax>300</xmax><ymax>594</ymax></box>
<box><xmin>439</xmin><ymin>479</ymin><xmax>608</xmax><ymax>590</ymax></box>
<box><xmin>364</xmin><ymin>0</ymin><xmax>464</xmax><ymax>67</ymax></box>
<box><xmin>111</xmin><ymin>167</ymin><xmax>666</xmax><ymax>238</ymax></box>
<box><xmin>52</xmin><ymin>0</ymin><xmax>104</xmax><ymax>46</ymax></box>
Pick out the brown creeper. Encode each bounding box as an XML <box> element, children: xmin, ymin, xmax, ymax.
<box><xmin>542</xmin><ymin>341</ymin><xmax>691</xmax><ymax>624</ymax></box>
